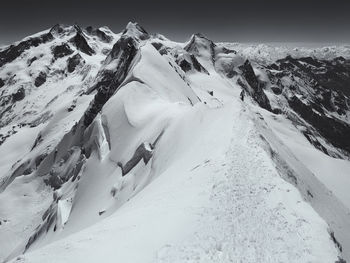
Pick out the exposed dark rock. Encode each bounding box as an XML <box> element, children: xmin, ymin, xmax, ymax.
<box><xmin>238</xmin><ymin>60</ymin><xmax>272</xmax><ymax>111</ymax></box>
<box><xmin>299</xmin><ymin>56</ymin><xmax>323</xmax><ymax>67</ymax></box>
<box><xmin>176</xmin><ymin>54</ymin><xmax>209</xmax><ymax>74</ymax></box>
<box><xmin>272</xmin><ymin>108</ymin><xmax>282</xmax><ymax>114</ymax></box>
<box><xmin>266</xmin><ymin>55</ymin><xmax>350</xmax><ymax>156</ymax></box>
<box><xmin>190</xmin><ymin>55</ymin><xmax>209</xmax><ymax>74</ymax></box>
<box><xmin>220</xmin><ymin>46</ymin><xmax>237</xmax><ymax>54</ymax></box>
<box><xmin>95</xmin><ymin>29</ymin><xmax>112</xmax><ymax>43</ymax></box>
<box><xmin>27</xmin><ymin>56</ymin><xmax>38</xmax><ymax>66</ymax></box>
<box><xmin>12</xmin><ymin>87</ymin><xmax>25</xmax><ymax>101</ymax></box>
<box><xmin>85</xmin><ymin>26</ymin><xmax>94</xmax><ymax>34</ymax></box>
<box><xmin>52</xmin><ymin>43</ymin><xmax>74</xmax><ymax>59</ymax></box>
<box><xmin>0</xmin><ymin>32</ymin><xmax>53</xmax><ymax>67</ymax></box>
<box><xmin>179</xmin><ymin>59</ymin><xmax>191</xmax><ymax>72</ymax></box>
<box><xmin>271</xmin><ymin>86</ymin><xmax>282</xmax><ymax>95</ymax></box>
<box><xmin>268</xmin><ymin>63</ymin><xmax>279</xmax><ymax>70</ymax></box>
<box><xmin>67</xmin><ymin>53</ymin><xmax>84</xmax><ymax>73</ymax></box>
<box><xmin>330</xmin><ymin>231</ymin><xmax>343</xmax><ymax>252</ymax></box>
<box><xmin>307</xmin><ymin>190</ymin><xmax>314</xmax><ymax>198</ymax></box>
<box><xmin>49</xmin><ymin>24</ymin><xmax>66</xmax><ymax>35</ymax></box>
<box><xmin>25</xmin><ymin>204</ymin><xmax>58</xmax><ymax>251</ymax></box>
<box><xmin>70</xmin><ymin>29</ymin><xmax>95</xmax><ymax>55</ymax></box>
<box><xmin>151</xmin><ymin>42</ymin><xmax>168</xmax><ymax>55</ymax></box>
<box><xmin>151</xmin><ymin>42</ymin><xmax>163</xmax><ymax>50</ymax></box>
<box><xmin>117</xmin><ymin>143</ymin><xmax>153</xmax><ymax>176</ymax></box>
<box><xmin>0</xmin><ymin>78</ymin><xmax>4</xmax><ymax>88</ymax></box>
<box><xmin>98</xmin><ymin>210</ymin><xmax>106</xmax><ymax>216</ymax></box>
<box><xmin>83</xmin><ymin>36</ymin><xmax>139</xmax><ymax>127</ymax></box>
<box><xmin>226</xmin><ymin>69</ymin><xmax>238</xmax><ymax>78</ymax></box>
<box><xmin>34</xmin><ymin>72</ymin><xmax>47</xmax><ymax>87</ymax></box>
<box><xmin>288</xmin><ymin>96</ymin><xmax>350</xmax><ymax>154</ymax></box>
<box><xmin>335</xmin><ymin>256</ymin><xmax>347</xmax><ymax>263</ymax></box>
<box><xmin>44</xmin><ymin>147</ymin><xmax>85</xmax><ymax>189</ymax></box>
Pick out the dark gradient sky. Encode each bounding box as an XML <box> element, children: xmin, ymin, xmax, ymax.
<box><xmin>1</xmin><ymin>0</ymin><xmax>350</xmax><ymax>45</ymax></box>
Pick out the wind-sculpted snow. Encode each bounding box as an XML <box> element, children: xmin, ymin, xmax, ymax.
<box><xmin>1</xmin><ymin>22</ymin><xmax>350</xmax><ymax>263</ymax></box>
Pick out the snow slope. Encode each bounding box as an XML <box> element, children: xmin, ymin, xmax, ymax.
<box><xmin>8</xmin><ymin>98</ymin><xmax>339</xmax><ymax>263</ymax></box>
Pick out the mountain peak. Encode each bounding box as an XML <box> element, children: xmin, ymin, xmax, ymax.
<box><xmin>122</xmin><ymin>21</ymin><xmax>149</xmax><ymax>40</ymax></box>
<box><xmin>184</xmin><ymin>33</ymin><xmax>216</xmax><ymax>54</ymax></box>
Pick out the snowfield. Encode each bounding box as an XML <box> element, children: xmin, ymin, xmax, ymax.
<box><xmin>7</xmin><ymin>100</ymin><xmax>339</xmax><ymax>263</ymax></box>
<box><xmin>1</xmin><ymin>22</ymin><xmax>349</xmax><ymax>263</ymax></box>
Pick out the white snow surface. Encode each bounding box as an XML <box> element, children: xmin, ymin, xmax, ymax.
<box><xmin>8</xmin><ymin>99</ymin><xmax>339</xmax><ymax>263</ymax></box>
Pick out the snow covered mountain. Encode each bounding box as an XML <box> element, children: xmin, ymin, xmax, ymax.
<box><xmin>0</xmin><ymin>22</ymin><xmax>350</xmax><ymax>263</ymax></box>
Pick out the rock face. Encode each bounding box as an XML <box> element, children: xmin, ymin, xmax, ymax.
<box><xmin>83</xmin><ymin>35</ymin><xmax>139</xmax><ymax>127</ymax></box>
<box><xmin>70</xmin><ymin>29</ymin><xmax>95</xmax><ymax>55</ymax></box>
<box><xmin>44</xmin><ymin>147</ymin><xmax>85</xmax><ymax>189</ymax></box>
<box><xmin>266</xmin><ymin>55</ymin><xmax>350</xmax><ymax>155</ymax></box>
<box><xmin>118</xmin><ymin>143</ymin><xmax>153</xmax><ymax>176</ymax></box>
<box><xmin>176</xmin><ymin>54</ymin><xmax>209</xmax><ymax>74</ymax></box>
<box><xmin>67</xmin><ymin>53</ymin><xmax>84</xmax><ymax>73</ymax></box>
<box><xmin>239</xmin><ymin>60</ymin><xmax>272</xmax><ymax>111</ymax></box>
<box><xmin>12</xmin><ymin>87</ymin><xmax>25</xmax><ymax>101</ymax></box>
<box><xmin>34</xmin><ymin>72</ymin><xmax>47</xmax><ymax>87</ymax></box>
<box><xmin>289</xmin><ymin>95</ymin><xmax>350</xmax><ymax>153</ymax></box>
<box><xmin>52</xmin><ymin>44</ymin><xmax>74</xmax><ymax>59</ymax></box>
<box><xmin>151</xmin><ymin>42</ymin><xmax>168</xmax><ymax>55</ymax></box>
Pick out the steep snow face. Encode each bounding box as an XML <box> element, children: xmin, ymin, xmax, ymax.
<box><xmin>1</xmin><ymin>22</ymin><xmax>350</xmax><ymax>263</ymax></box>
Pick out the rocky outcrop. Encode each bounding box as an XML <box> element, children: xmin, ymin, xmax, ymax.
<box><xmin>83</xmin><ymin>35</ymin><xmax>139</xmax><ymax>127</ymax></box>
<box><xmin>12</xmin><ymin>87</ymin><xmax>25</xmax><ymax>101</ymax></box>
<box><xmin>239</xmin><ymin>60</ymin><xmax>272</xmax><ymax>111</ymax></box>
<box><xmin>117</xmin><ymin>143</ymin><xmax>153</xmax><ymax>176</ymax></box>
<box><xmin>44</xmin><ymin>147</ymin><xmax>85</xmax><ymax>189</ymax></box>
<box><xmin>151</xmin><ymin>42</ymin><xmax>168</xmax><ymax>55</ymax></box>
<box><xmin>271</xmin><ymin>86</ymin><xmax>282</xmax><ymax>95</ymax></box>
<box><xmin>288</xmin><ymin>96</ymin><xmax>350</xmax><ymax>154</ymax></box>
<box><xmin>52</xmin><ymin>43</ymin><xmax>74</xmax><ymax>59</ymax></box>
<box><xmin>27</xmin><ymin>56</ymin><xmax>38</xmax><ymax>66</ymax></box>
<box><xmin>176</xmin><ymin>54</ymin><xmax>209</xmax><ymax>74</ymax></box>
<box><xmin>49</xmin><ymin>24</ymin><xmax>66</xmax><ymax>36</ymax></box>
<box><xmin>67</xmin><ymin>53</ymin><xmax>84</xmax><ymax>73</ymax></box>
<box><xmin>34</xmin><ymin>72</ymin><xmax>47</xmax><ymax>87</ymax></box>
<box><xmin>266</xmin><ymin>55</ymin><xmax>350</xmax><ymax>155</ymax></box>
